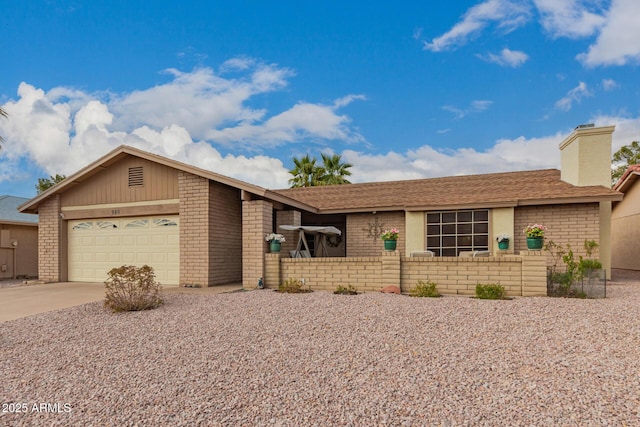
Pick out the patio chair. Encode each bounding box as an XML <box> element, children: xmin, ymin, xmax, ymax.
<box><xmin>410</xmin><ymin>250</ymin><xmax>435</xmax><ymax>257</ymax></box>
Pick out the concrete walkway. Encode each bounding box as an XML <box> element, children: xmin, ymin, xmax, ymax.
<box><xmin>0</xmin><ymin>282</ymin><xmax>243</xmax><ymax>322</ymax></box>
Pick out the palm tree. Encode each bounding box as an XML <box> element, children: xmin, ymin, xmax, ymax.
<box><xmin>0</xmin><ymin>107</ymin><xmax>7</xmax><ymax>146</ymax></box>
<box><xmin>288</xmin><ymin>154</ymin><xmax>323</xmax><ymax>188</ymax></box>
<box><xmin>319</xmin><ymin>153</ymin><xmax>352</xmax><ymax>185</ymax></box>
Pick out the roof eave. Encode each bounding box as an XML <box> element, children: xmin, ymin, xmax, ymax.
<box><xmin>613</xmin><ymin>171</ymin><xmax>639</xmax><ymax>193</ymax></box>
<box><xmin>518</xmin><ymin>194</ymin><xmax>623</xmax><ymax>206</ymax></box>
<box><xmin>0</xmin><ymin>219</ymin><xmax>38</xmax><ymax>227</ymax></box>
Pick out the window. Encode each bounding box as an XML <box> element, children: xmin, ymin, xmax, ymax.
<box><xmin>153</xmin><ymin>218</ymin><xmax>177</xmax><ymax>227</ymax></box>
<box><xmin>426</xmin><ymin>210</ymin><xmax>489</xmax><ymax>256</ymax></box>
<box><xmin>72</xmin><ymin>222</ymin><xmax>93</xmax><ymax>230</ymax></box>
<box><xmin>128</xmin><ymin>166</ymin><xmax>144</xmax><ymax>187</ymax></box>
<box><xmin>125</xmin><ymin>219</ymin><xmax>148</xmax><ymax>228</ymax></box>
<box><xmin>97</xmin><ymin>221</ymin><xmax>118</xmax><ymax>229</ymax></box>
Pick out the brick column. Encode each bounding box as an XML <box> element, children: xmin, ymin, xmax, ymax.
<box><xmin>275</xmin><ymin>210</ymin><xmax>301</xmax><ymax>255</ymax></box>
<box><xmin>381</xmin><ymin>250</ymin><xmax>401</xmax><ymax>290</ymax></box>
<box><xmin>264</xmin><ymin>253</ymin><xmax>281</xmax><ymax>289</ymax></box>
<box><xmin>38</xmin><ymin>194</ymin><xmax>63</xmax><ymax>282</ymax></box>
<box><xmin>179</xmin><ymin>172</ymin><xmax>210</xmax><ymax>286</ymax></box>
<box><xmin>521</xmin><ymin>250</ymin><xmax>547</xmax><ymax>296</ymax></box>
<box><xmin>242</xmin><ymin>200</ymin><xmax>273</xmax><ymax>289</ymax></box>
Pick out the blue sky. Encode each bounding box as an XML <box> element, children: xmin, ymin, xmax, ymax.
<box><xmin>1</xmin><ymin>0</ymin><xmax>639</xmax><ymax>197</ymax></box>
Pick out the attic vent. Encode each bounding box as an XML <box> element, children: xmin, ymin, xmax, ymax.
<box><xmin>128</xmin><ymin>167</ymin><xmax>144</xmax><ymax>187</ymax></box>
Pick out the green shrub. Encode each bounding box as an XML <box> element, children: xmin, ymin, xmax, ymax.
<box><xmin>475</xmin><ymin>283</ymin><xmax>506</xmax><ymax>300</ymax></box>
<box><xmin>334</xmin><ymin>284</ymin><xmax>359</xmax><ymax>295</ymax></box>
<box><xmin>278</xmin><ymin>278</ymin><xmax>311</xmax><ymax>293</ymax></box>
<box><xmin>409</xmin><ymin>280</ymin><xmax>441</xmax><ymax>298</ymax></box>
<box><xmin>104</xmin><ymin>265</ymin><xmax>163</xmax><ymax>312</ymax></box>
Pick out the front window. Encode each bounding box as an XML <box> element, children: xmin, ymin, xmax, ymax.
<box><xmin>426</xmin><ymin>210</ymin><xmax>489</xmax><ymax>256</ymax></box>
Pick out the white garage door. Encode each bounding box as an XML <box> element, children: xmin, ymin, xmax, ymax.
<box><xmin>68</xmin><ymin>216</ymin><xmax>179</xmax><ymax>285</ymax></box>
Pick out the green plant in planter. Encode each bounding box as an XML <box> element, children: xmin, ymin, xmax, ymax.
<box><xmin>475</xmin><ymin>283</ymin><xmax>507</xmax><ymax>300</ymax></box>
<box><xmin>278</xmin><ymin>278</ymin><xmax>312</xmax><ymax>293</ymax></box>
<box><xmin>334</xmin><ymin>284</ymin><xmax>359</xmax><ymax>295</ymax></box>
<box><xmin>409</xmin><ymin>280</ymin><xmax>441</xmax><ymax>298</ymax></box>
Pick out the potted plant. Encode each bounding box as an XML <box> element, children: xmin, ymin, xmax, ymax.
<box><xmin>523</xmin><ymin>224</ymin><xmax>547</xmax><ymax>250</ymax></box>
<box><xmin>496</xmin><ymin>234</ymin><xmax>510</xmax><ymax>250</ymax></box>
<box><xmin>265</xmin><ymin>233</ymin><xmax>286</xmax><ymax>253</ymax></box>
<box><xmin>380</xmin><ymin>228</ymin><xmax>399</xmax><ymax>251</ymax></box>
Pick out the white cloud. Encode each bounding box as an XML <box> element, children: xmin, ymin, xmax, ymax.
<box><xmin>423</xmin><ymin>0</ymin><xmax>531</xmax><ymax>52</ymax></box>
<box><xmin>555</xmin><ymin>81</ymin><xmax>591</xmax><ymax>111</ymax></box>
<box><xmin>423</xmin><ymin>0</ymin><xmax>638</xmax><ymax>68</ymax></box>
<box><xmin>443</xmin><ymin>100</ymin><xmax>493</xmax><ymax>118</ymax></box>
<box><xmin>343</xmin><ymin>131</ymin><xmax>565</xmax><ymax>183</ymax></box>
<box><xmin>578</xmin><ymin>0</ymin><xmax>640</xmax><ymax>66</ymax></box>
<box><xmin>479</xmin><ymin>48</ymin><xmax>529</xmax><ymax>67</ymax></box>
<box><xmin>0</xmin><ymin>62</ymin><xmax>365</xmax><ymax>189</ymax></box>
<box><xmin>602</xmin><ymin>78</ymin><xmax>618</xmax><ymax>91</ymax></box>
<box><xmin>533</xmin><ymin>0</ymin><xmax>606</xmax><ymax>38</ymax></box>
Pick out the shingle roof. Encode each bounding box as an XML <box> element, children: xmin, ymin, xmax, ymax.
<box><xmin>274</xmin><ymin>169</ymin><xmax>623</xmax><ymax>213</ymax></box>
<box><xmin>0</xmin><ymin>195</ymin><xmax>38</xmax><ymax>225</ymax></box>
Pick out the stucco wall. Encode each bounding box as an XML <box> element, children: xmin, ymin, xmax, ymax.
<box><xmin>0</xmin><ymin>224</ymin><xmax>38</xmax><ymax>278</ymax></box>
<box><xmin>612</xmin><ymin>180</ymin><xmax>640</xmax><ymax>270</ymax></box>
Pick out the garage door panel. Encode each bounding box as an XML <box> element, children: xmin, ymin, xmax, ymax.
<box><xmin>68</xmin><ymin>216</ymin><xmax>179</xmax><ymax>285</ymax></box>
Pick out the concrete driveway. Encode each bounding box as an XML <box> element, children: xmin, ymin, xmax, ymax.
<box><xmin>0</xmin><ymin>282</ymin><xmax>106</xmax><ymax>322</ymax></box>
<box><xmin>0</xmin><ymin>282</ymin><xmax>243</xmax><ymax>322</ymax></box>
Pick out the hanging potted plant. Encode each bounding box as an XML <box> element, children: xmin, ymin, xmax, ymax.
<box><xmin>496</xmin><ymin>234</ymin><xmax>510</xmax><ymax>250</ymax></box>
<box><xmin>523</xmin><ymin>224</ymin><xmax>547</xmax><ymax>250</ymax></box>
<box><xmin>380</xmin><ymin>228</ymin><xmax>399</xmax><ymax>251</ymax></box>
<box><xmin>265</xmin><ymin>233</ymin><xmax>286</xmax><ymax>253</ymax></box>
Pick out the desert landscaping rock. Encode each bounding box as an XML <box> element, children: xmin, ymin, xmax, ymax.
<box><xmin>1</xmin><ymin>282</ymin><xmax>639</xmax><ymax>426</ymax></box>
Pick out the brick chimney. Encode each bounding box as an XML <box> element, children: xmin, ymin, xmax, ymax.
<box><xmin>559</xmin><ymin>124</ymin><xmax>615</xmax><ymax>188</ymax></box>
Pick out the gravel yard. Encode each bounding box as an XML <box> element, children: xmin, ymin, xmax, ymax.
<box><xmin>1</xmin><ymin>281</ymin><xmax>639</xmax><ymax>426</ymax></box>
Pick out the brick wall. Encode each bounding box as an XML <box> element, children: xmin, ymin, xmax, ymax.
<box><xmin>346</xmin><ymin>212</ymin><xmax>405</xmax><ymax>257</ymax></box>
<box><xmin>242</xmin><ymin>200</ymin><xmax>273</xmax><ymax>288</ymax></box>
<box><xmin>514</xmin><ymin>204</ymin><xmax>600</xmax><ymax>266</ymax></box>
<box><xmin>37</xmin><ymin>195</ymin><xmax>62</xmax><ymax>282</ymax></box>
<box><xmin>209</xmin><ymin>182</ymin><xmax>242</xmax><ymax>285</ymax></box>
<box><xmin>179</xmin><ymin>172</ymin><xmax>210</xmax><ymax>286</ymax></box>
<box><xmin>268</xmin><ymin>251</ymin><xmax>547</xmax><ymax>296</ymax></box>
<box><xmin>278</xmin><ymin>255</ymin><xmax>384</xmax><ymax>292</ymax></box>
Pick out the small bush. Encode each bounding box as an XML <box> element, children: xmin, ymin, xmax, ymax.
<box><xmin>475</xmin><ymin>283</ymin><xmax>506</xmax><ymax>300</ymax></box>
<box><xmin>334</xmin><ymin>284</ymin><xmax>358</xmax><ymax>295</ymax></box>
<box><xmin>278</xmin><ymin>278</ymin><xmax>311</xmax><ymax>294</ymax></box>
<box><xmin>409</xmin><ymin>280</ymin><xmax>441</xmax><ymax>298</ymax></box>
<box><xmin>104</xmin><ymin>265</ymin><xmax>163</xmax><ymax>312</ymax></box>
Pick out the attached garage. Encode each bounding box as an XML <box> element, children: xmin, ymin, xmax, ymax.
<box><xmin>68</xmin><ymin>215</ymin><xmax>179</xmax><ymax>285</ymax></box>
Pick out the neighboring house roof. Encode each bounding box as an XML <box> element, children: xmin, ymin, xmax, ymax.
<box><xmin>0</xmin><ymin>195</ymin><xmax>38</xmax><ymax>226</ymax></box>
<box><xmin>19</xmin><ymin>145</ymin><xmax>316</xmax><ymax>214</ymax></box>
<box><xmin>274</xmin><ymin>169</ymin><xmax>623</xmax><ymax>213</ymax></box>
<box><xmin>613</xmin><ymin>164</ymin><xmax>640</xmax><ymax>193</ymax></box>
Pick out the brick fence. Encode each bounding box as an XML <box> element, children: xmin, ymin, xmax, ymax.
<box><xmin>265</xmin><ymin>251</ymin><xmax>547</xmax><ymax>297</ymax></box>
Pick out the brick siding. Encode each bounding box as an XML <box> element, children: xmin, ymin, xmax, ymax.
<box><xmin>179</xmin><ymin>172</ymin><xmax>210</xmax><ymax>286</ymax></box>
<box><xmin>37</xmin><ymin>195</ymin><xmax>62</xmax><ymax>282</ymax></box>
<box><xmin>209</xmin><ymin>182</ymin><xmax>242</xmax><ymax>285</ymax></box>
<box><xmin>514</xmin><ymin>204</ymin><xmax>600</xmax><ymax>266</ymax></box>
<box><xmin>242</xmin><ymin>200</ymin><xmax>273</xmax><ymax>288</ymax></box>
<box><xmin>346</xmin><ymin>212</ymin><xmax>405</xmax><ymax>257</ymax></box>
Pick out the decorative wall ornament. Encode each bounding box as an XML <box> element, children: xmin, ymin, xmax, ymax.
<box><xmin>363</xmin><ymin>217</ymin><xmax>385</xmax><ymax>242</ymax></box>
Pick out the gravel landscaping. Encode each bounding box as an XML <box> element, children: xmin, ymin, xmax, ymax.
<box><xmin>1</xmin><ymin>281</ymin><xmax>640</xmax><ymax>426</ymax></box>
